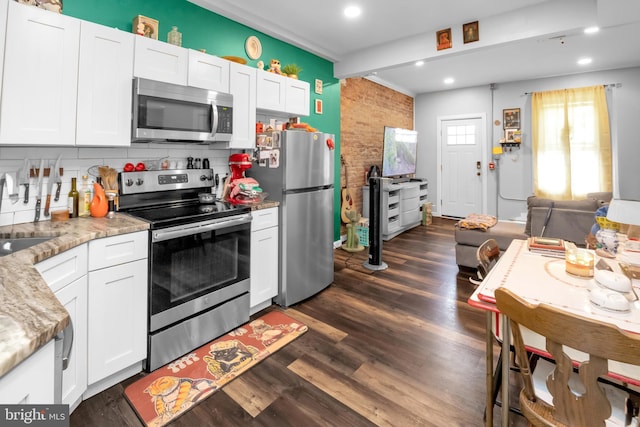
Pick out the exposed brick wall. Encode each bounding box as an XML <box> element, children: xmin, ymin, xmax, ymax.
<box><xmin>340</xmin><ymin>77</ymin><xmax>413</xmax><ymax>232</ymax></box>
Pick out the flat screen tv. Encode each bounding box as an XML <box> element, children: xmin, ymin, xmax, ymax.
<box><xmin>382</xmin><ymin>126</ymin><xmax>418</xmax><ymax>178</ymax></box>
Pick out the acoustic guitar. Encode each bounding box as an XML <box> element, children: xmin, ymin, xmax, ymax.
<box><xmin>340</xmin><ymin>155</ymin><xmax>354</xmax><ymax>223</ymax></box>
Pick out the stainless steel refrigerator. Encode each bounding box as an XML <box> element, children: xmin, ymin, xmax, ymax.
<box><xmin>248</xmin><ymin>130</ymin><xmax>335</xmax><ymax>306</ymax></box>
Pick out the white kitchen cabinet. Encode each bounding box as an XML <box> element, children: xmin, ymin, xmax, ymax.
<box><xmin>76</xmin><ymin>21</ymin><xmax>134</xmax><ymax>147</ymax></box>
<box><xmin>0</xmin><ymin>0</ymin><xmax>8</xmax><ymax>99</ymax></box>
<box><xmin>250</xmin><ymin>207</ymin><xmax>279</xmax><ymax>314</ymax></box>
<box><xmin>134</xmin><ymin>35</ymin><xmax>188</xmax><ymax>85</ymax></box>
<box><xmin>0</xmin><ymin>340</ymin><xmax>55</xmax><ymax>404</ymax></box>
<box><xmin>86</xmin><ymin>231</ymin><xmax>148</xmax><ymax>386</ymax></box>
<box><xmin>0</xmin><ymin>1</ymin><xmax>80</xmax><ymax>145</ymax></box>
<box><xmin>53</xmin><ymin>275</ymin><xmax>88</xmax><ymax>411</ymax></box>
<box><xmin>188</xmin><ymin>49</ymin><xmax>230</xmax><ymax>92</ymax></box>
<box><xmin>285</xmin><ymin>78</ymin><xmax>310</xmax><ymax>116</ymax></box>
<box><xmin>229</xmin><ymin>62</ymin><xmax>257</xmax><ymax>149</ymax></box>
<box><xmin>256</xmin><ymin>70</ymin><xmax>310</xmax><ymax>116</ymax></box>
<box><xmin>256</xmin><ymin>70</ymin><xmax>286</xmax><ymax>112</ymax></box>
<box><xmin>36</xmin><ymin>244</ymin><xmax>89</xmax><ymax>412</ymax></box>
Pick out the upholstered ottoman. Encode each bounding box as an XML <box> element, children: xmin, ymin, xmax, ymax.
<box><xmin>455</xmin><ymin>221</ymin><xmax>527</xmax><ymax>269</ymax></box>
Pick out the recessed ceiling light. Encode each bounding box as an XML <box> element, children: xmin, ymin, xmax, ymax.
<box><xmin>344</xmin><ymin>6</ymin><xmax>361</xmax><ymax>18</ymax></box>
<box><xmin>584</xmin><ymin>26</ymin><xmax>599</xmax><ymax>34</ymax></box>
<box><xmin>415</xmin><ymin>60</ymin><xmax>424</xmax><ymax>66</ymax></box>
<box><xmin>577</xmin><ymin>57</ymin><xmax>592</xmax><ymax>65</ymax></box>
<box><xmin>444</xmin><ymin>77</ymin><xmax>455</xmax><ymax>84</ymax></box>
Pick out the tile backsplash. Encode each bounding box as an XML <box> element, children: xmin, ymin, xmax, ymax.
<box><xmin>0</xmin><ymin>143</ymin><xmax>241</xmax><ymax>226</ymax></box>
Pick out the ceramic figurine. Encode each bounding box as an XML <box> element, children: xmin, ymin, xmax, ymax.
<box><xmin>267</xmin><ymin>59</ymin><xmax>283</xmax><ymax>74</ymax></box>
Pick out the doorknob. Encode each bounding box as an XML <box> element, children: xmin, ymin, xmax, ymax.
<box><xmin>477</xmin><ymin>161</ymin><xmax>481</xmax><ymax>176</ymax></box>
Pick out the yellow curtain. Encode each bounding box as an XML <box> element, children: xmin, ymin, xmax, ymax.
<box><xmin>532</xmin><ymin>85</ymin><xmax>612</xmax><ymax>200</ymax></box>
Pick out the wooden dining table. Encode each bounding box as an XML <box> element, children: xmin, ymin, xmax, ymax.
<box><xmin>468</xmin><ymin>239</ymin><xmax>640</xmax><ymax>427</ymax></box>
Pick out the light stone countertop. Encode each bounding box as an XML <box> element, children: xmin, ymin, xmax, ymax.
<box><xmin>0</xmin><ymin>201</ymin><xmax>279</xmax><ymax>378</ymax></box>
<box><xmin>0</xmin><ymin>214</ymin><xmax>150</xmax><ymax>378</ymax></box>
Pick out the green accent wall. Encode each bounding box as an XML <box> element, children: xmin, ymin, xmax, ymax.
<box><xmin>64</xmin><ymin>0</ymin><xmax>342</xmax><ymax>241</ymax></box>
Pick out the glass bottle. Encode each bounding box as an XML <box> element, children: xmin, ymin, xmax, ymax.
<box><xmin>68</xmin><ymin>177</ymin><xmax>79</xmax><ymax>218</ymax></box>
<box><xmin>78</xmin><ymin>175</ymin><xmax>92</xmax><ymax>217</ymax></box>
<box><xmin>168</xmin><ymin>26</ymin><xmax>182</xmax><ymax>47</ymax></box>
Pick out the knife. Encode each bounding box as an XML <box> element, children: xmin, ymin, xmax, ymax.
<box><xmin>45</xmin><ymin>155</ymin><xmax>62</xmax><ymax>216</ymax></box>
<box><xmin>19</xmin><ymin>158</ymin><xmax>29</xmax><ymax>204</ymax></box>
<box><xmin>34</xmin><ymin>159</ymin><xmax>44</xmax><ymax>223</ymax></box>
<box><xmin>53</xmin><ymin>154</ymin><xmax>62</xmax><ymax>202</ymax></box>
<box><xmin>5</xmin><ymin>172</ymin><xmax>18</xmax><ymax>204</ymax></box>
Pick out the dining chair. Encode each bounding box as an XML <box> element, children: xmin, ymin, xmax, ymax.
<box><xmin>471</xmin><ymin>239</ymin><xmax>521</xmax><ymax>421</ymax></box>
<box><xmin>469</xmin><ymin>238</ymin><xmax>500</xmax><ymax>286</ymax></box>
<box><xmin>495</xmin><ymin>287</ymin><xmax>640</xmax><ymax>426</ymax></box>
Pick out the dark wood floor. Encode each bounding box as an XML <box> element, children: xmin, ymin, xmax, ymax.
<box><xmin>71</xmin><ymin>217</ymin><xmax>527</xmax><ymax>426</ymax></box>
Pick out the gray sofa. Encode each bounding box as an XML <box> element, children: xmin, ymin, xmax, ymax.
<box><xmin>454</xmin><ymin>192</ymin><xmax>612</xmax><ymax>269</ymax></box>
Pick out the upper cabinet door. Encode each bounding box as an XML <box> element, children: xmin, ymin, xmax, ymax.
<box><xmin>0</xmin><ymin>0</ymin><xmax>8</xmax><ymax>99</ymax></box>
<box><xmin>285</xmin><ymin>78</ymin><xmax>310</xmax><ymax>116</ymax></box>
<box><xmin>256</xmin><ymin>70</ymin><xmax>286</xmax><ymax>112</ymax></box>
<box><xmin>76</xmin><ymin>22</ymin><xmax>134</xmax><ymax>147</ymax></box>
<box><xmin>133</xmin><ymin>36</ymin><xmax>188</xmax><ymax>85</ymax></box>
<box><xmin>0</xmin><ymin>2</ymin><xmax>80</xmax><ymax>145</ymax></box>
<box><xmin>187</xmin><ymin>50</ymin><xmax>230</xmax><ymax>93</ymax></box>
<box><xmin>229</xmin><ymin>62</ymin><xmax>256</xmax><ymax>149</ymax></box>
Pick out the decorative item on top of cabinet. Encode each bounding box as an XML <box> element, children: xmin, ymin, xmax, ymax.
<box><xmin>167</xmin><ymin>26</ymin><xmax>181</xmax><ymax>46</ymax></box>
<box><xmin>267</xmin><ymin>59</ymin><xmax>284</xmax><ymax>74</ymax></box>
<box><xmin>133</xmin><ymin>15</ymin><xmax>158</xmax><ymax>39</ymax></box>
<box><xmin>17</xmin><ymin>0</ymin><xmax>62</xmax><ymax>13</ymax></box>
<box><xmin>281</xmin><ymin>63</ymin><xmax>302</xmax><ymax>79</ymax></box>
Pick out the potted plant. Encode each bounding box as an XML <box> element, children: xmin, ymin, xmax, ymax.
<box><xmin>282</xmin><ymin>63</ymin><xmax>302</xmax><ymax>79</ymax></box>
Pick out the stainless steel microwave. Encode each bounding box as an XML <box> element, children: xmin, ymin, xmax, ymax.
<box><xmin>132</xmin><ymin>77</ymin><xmax>233</xmax><ymax>143</ymax></box>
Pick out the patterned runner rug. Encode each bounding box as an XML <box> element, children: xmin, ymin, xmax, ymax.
<box><xmin>124</xmin><ymin>311</ymin><xmax>307</xmax><ymax>427</ymax></box>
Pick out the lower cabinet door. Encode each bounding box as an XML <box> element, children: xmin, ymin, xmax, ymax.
<box><xmin>55</xmin><ymin>275</ymin><xmax>88</xmax><ymax>410</ymax></box>
<box><xmin>0</xmin><ymin>340</ymin><xmax>55</xmax><ymax>404</ymax></box>
<box><xmin>250</xmin><ymin>225</ymin><xmax>278</xmax><ymax>308</ymax></box>
<box><xmin>87</xmin><ymin>259</ymin><xmax>147</xmax><ymax>384</ymax></box>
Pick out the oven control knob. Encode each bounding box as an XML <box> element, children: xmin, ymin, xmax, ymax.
<box><xmin>200</xmin><ymin>174</ymin><xmax>213</xmax><ymax>181</ymax></box>
<box><xmin>125</xmin><ymin>178</ymin><xmax>134</xmax><ymax>187</ymax></box>
<box><xmin>136</xmin><ymin>178</ymin><xmax>144</xmax><ymax>186</ymax></box>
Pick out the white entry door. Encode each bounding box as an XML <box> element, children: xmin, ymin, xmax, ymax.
<box><xmin>440</xmin><ymin>117</ymin><xmax>484</xmax><ymax>218</ymax></box>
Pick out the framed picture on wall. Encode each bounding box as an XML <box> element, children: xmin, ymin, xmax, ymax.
<box><xmin>503</xmin><ymin>108</ymin><xmax>520</xmax><ymax>129</ymax></box>
<box><xmin>315</xmin><ymin>99</ymin><xmax>323</xmax><ymax>115</ymax></box>
<box><xmin>463</xmin><ymin>21</ymin><xmax>479</xmax><ymax>44</ymax></box>
<box><xmin>436</xmin><ymin>28</ymin><xmax>452</xmax><ymax>51</ymax></box>
<box><xmin>505</xmin><ymin>128</ymin><xmax>518</xmax><ymax>142</ymax></box>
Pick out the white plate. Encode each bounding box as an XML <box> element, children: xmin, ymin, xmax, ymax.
<box><xmin>245</xmin><ymin>36</ymin><xmax>262</xmax><ymax>60</ymax></box>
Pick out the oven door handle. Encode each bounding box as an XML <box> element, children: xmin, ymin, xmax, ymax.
<box><xmin>152</xmin><ymin>214</ymin><xmax>252</xmax><ymax>242</ymax></box>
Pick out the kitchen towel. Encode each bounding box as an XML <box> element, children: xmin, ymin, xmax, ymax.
<box><xmin>124</xmin><ymin>310</ymin><xmax>307</xmax><ymax>427</ymax></box>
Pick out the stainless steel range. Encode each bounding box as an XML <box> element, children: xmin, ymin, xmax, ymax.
<box><xmin>118</xmin><ymin>169</ymin><xmax>251</xmax><ymax>372</ymax></box>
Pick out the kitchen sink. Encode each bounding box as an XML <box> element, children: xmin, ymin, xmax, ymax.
<box><xmin>0</xmin><ymin>237</ymin><xmax>53</xmax><ymax>257</ymax></box>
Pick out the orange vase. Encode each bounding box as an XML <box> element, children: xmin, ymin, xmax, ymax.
<box><xmin>90</xmin><ymin>182</ymin><xmax>108</xmax><ymax>218</ymax></box>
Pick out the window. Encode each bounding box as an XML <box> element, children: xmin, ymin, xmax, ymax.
<box><xmin>532</xmin><ymin>85</ymin><xmax>612</xmax><ymax>200</ymax></box>
<box><xmin>447</xmin><ymin>125</ymin><xmax>476</xmax><ymax>145</ymax></box>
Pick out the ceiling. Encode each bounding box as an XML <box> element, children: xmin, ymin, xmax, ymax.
<box><xmin>188</xmin><ymin>0</ymin><xmax>640</xmax><ymax>96</ymax></box>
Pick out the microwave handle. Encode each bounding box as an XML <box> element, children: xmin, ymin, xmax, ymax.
<box><xmin>211</xmin><ymin>103</ymin><xmax>219</xmax><ymax>137</ymax></box>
